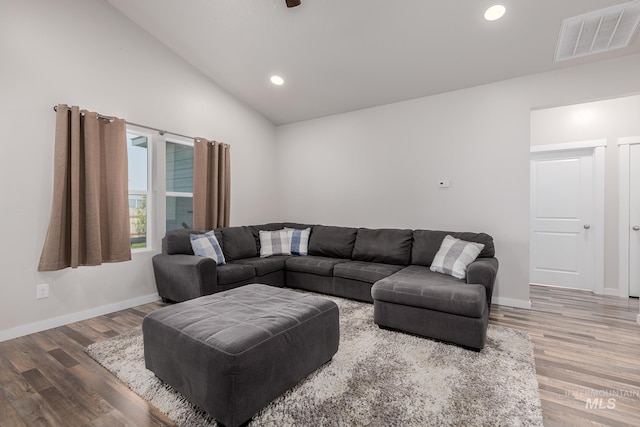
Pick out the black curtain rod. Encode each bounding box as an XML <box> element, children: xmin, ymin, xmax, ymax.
<box><xmin>52</xmin><ymin>105</ymin><xmax>226</xmax><ymax>145</ymax></box>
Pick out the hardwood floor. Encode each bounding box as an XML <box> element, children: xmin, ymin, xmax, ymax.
<box><xmin>0</xmin><ymin>285</ymin><xmax>638</xmax><ymax>426</ymax></box>
<box><xmin>0</xmin><ymin>304</ymin><xmax>175</xmax><ymax>427</ymax></box>
<box><xmin>491</xmin><ymin>286</ymin><xmax>640</xmax><ymax>427</ymax></box>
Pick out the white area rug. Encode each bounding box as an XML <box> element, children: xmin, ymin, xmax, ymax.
<box><xmin>86</xmin><ymin>295</ymin><xmax>543</xmax><ymax>426</ymax></box>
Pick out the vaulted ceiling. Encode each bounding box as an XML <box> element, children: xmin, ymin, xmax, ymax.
<box><xmin>107</xmin><ymin>0</ymin><xmax>640</xmax><ymax>125</ymax></box>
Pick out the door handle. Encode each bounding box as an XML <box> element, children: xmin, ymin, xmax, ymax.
<box><xmin>633</xmin><ymin>225</ymin><xmax>640</xmax><ymax>231</ymax></box>
<box><xmin>584</xmin><ymin>224</ymin><xmax>591</xmax><ymax>229</ymax></box>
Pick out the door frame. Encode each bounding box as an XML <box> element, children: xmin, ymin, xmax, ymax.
<box><xmin>530</xmin><ymin>140</ymin><xmax>606</xmax><ymax>295</ymax></box>
<box><xmin>617</xmin><ymin>136</ymin><xmax>640</xmax><ymax>298</ymax></box>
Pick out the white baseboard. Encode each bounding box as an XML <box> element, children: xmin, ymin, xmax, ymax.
<box><xmin>604</xmin><ymin>288</ymin><xmax>621</xmax><ymax>297</ymax></box>
<box><xmin>0</xmin><ymin>293</ymin><xmax>160</xmax><ymax>343</ymax></box>
<box><xmin>491</xmin><ymin>296</ymin><xmax>532</xmax><ymax>309</ymax></box>
<box><xmin>533</xmin><ymin>283</ymin><xmax>624</xmax><ymax>298</ymax></box>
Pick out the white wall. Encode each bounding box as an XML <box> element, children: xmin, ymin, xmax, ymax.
<box><xmin>276</xmin><ymin>53</ymin><xmax>640</xmax><ymax>308</ymax></box>
<box><xmin>531</xmin><ymin>95</ymin><xmax>640</xmax><ymax>296</ymax></box>
<box><xmin>0</xmin><ymin>0</ymin><xmax>278</xmax><ymax>340</ymax></box>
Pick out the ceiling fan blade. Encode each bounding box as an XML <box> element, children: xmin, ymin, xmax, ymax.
<box><xmin>286</xmin><ymin>0</ymin><xmax>301</xmax><ymax>7</ymax></box>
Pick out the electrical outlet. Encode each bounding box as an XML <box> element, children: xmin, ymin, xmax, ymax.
<box><xmin>36</xmin><ymin>284</ymin><xmax>49</xmax><ymax>299</ymax></box>
<box><xmin>438</xmin><ymin>180</ymin><xmax>450</xmax><ymax>188</ymax></box>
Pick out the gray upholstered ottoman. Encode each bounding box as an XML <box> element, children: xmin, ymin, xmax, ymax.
<box><xmin>142</xmin><ymin>284</ymin><xmax>339</xmax><ymax>427</ymax></box>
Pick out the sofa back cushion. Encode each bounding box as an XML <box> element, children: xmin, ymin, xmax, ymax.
<box><xmin>308</xmin><ymin>225</ymin><xmax>357</xmax><ymax>259</ymax></box>
<box><xmin>352</xmin><ymin>228</ymin><xmax>413</xmax><ymax>265</ymax></box>
<box><xmin>284</xmin><ymin>222</ymin><xmax>315</xmax><ymax>230</ymax></box>
<box><xmin>164</xmin><ymin>228</ymin><xmax>215</xmax><ymax>255</ymax></box>
<box><xmin>220</xmin><ymin>226</ymin><xmax>258</xmax><ymax>261</ymax></box>
<box><xmin>411</xmin><ymin>230</ymin><xmax>495</xmax><ymax>267</ymax></box>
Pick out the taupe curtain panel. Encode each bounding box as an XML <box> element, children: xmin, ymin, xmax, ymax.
<box><xmin>38</xmin><ymin>104</ymin><xmax>131</xmax><ymax>271</ymax></box>
<box><xmin>193</xmin><ymin>138</ymin><xmax>231</xmax><ymax>229</ymax></box>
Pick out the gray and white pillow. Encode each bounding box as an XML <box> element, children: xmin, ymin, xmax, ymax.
<box><xmin>285</xmin><ymin>227</ymin><xmax>311</xmax><ymax>256</ymax></box>
<box><xmin>190</xmin><ymin>231</ymin><xmax>226</xmax><ymax>265</ymax></box>
<box><xmin>259</xmin><ymin>229</ymin><xmax>292</xmax><ymax>258</ymax></box>
<box><xmin>430</xmin><ymin>235</ymin><xmax>484</xmax><ymax>279</ymax></box>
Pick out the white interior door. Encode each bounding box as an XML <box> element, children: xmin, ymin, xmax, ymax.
<box><xmin>530</xmin><ymin>149</ymin><xmax>594</xmax><ymax>291</ymax></box>
<box><xmin>630</xmin><ymin>144</ymin><xmax>640</xmax><ymax>297</ymax></box>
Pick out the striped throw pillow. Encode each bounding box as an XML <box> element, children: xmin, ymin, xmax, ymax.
<box><xmin>286</xmin><ymin>227</ymin><xmax>311</xmax><ymax>256</ymax></box>
<box><xmin>259</xmin><ymin>229</ymin><xmax>292</xmax><ymax>258</ymax></box>
<box><xmin>190</xmin><ymin>231</ymin><xmax>226</xmax><ymax>265</ymax></box>
<box><xmin>430</xmin><ymin>235</ymin><xmax>484</xmax><ymax>280</ymax></box>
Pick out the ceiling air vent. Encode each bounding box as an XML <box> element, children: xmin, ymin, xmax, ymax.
<box><xmin>555</xmin><ymin>0</ymin><xmax>640</xmax><ymax>62</ymax></box>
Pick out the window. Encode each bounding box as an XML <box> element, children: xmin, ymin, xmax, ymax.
<box><xmin>127</xmin><ymin>130</ymin><xmax>151</xmax><ymax>250</ymax></box>
<box><xmin>125</xmin><ymin>129</ymin><xmax>194</xmax><ymax>251</ymax></box>
<box><xmin>165</xmin><ymin>140</ymin><xmax>194</xmax><ymax>231</ymax></box>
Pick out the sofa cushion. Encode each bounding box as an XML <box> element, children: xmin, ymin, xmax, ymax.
<box><xmin>308</xmin><ymin>225</ymin><xmax>357</xmax><ymax>259</ymax></box>
<box><xmin>352</xmin><ymin>228</ymin><xmax>413</xmax><ymax>265</ymax></box>
<box><xmin>220</xmin><ymin>226</ymin><xmax>258</xmax><ymax>261</ymax></box>
<box><xmin>259</xmin><ymin>229</ymin><xmax>292</xmax><ymax>257</ymax></box>
<box><xmin>286</xmin><ymin>256</ymin><xmax>345</xmax><ymax>277</ymax></box>
<box><xmin>250</xmin><ymin>223</ymin><xmax>286</xmax><ymax>234</ymax></box>
<box><xmin>430</xmin><ymin>235</ymin><xmax>484</xmax><ymax>279</ymax></box>
<box><xmin>231</xmin><ymin>256</ymin><xmax>288</xmax><ymax>276</ymax></box>
<box><xmin>284</xmin><ymin>222</ymin><xmax>315</xmax><ymax>230</ymax></box>
<box><xmin>216</xmin><ymin>263</ymin><xmax>256</xmax><ymax>285</ymax></box>
<box><xmin>411</xmin><ymin>230</ymin><xmax>494</xmax><ymax>267</ymax></box>
<box><xmin>164</xmin><ymin>228</ymin><xmax>215</xmax><ymax>255</ymax></box>
<box><xmin>372</xmin><ymin>265</ymin><xmax>486</xmax><ymax>318</ymax></box>
<box><xmin>333</xmin><ymin>261</ymin><xmax>403</xmax><ymax>284</ymax></box>
<box><xmin>190</xmin><ymin>231</ymin><xmax>226</xmax><ymax>265</ymax></box>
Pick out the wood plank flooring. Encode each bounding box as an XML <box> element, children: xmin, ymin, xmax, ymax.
<box><xmin>491</xmin><ymin>286</ymin><xmax>640</xmax><ymax>427</ymax></box>
<box><xmin>0</xmin><ymin>305</ymin><xmax>175</xmax><ymax>427</ymax></box>
<box><xmin>0</xmin><ymin>285</ymin><xmax>638</xmax><ymax>426</ymax></box>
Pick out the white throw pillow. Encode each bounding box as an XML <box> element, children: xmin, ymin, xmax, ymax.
<box><xmin>260</xmin><ymin>229</ymin><xmax>292</xmax><ymax>258</ymax></box>
<box><xmin>190</xmin><ymin>231</ymin><xmax>226</xmax><ymax>265</ymax></box>
<box><xmin>430</xmin><ymin>235</ymin><xmax>484</xmax><ymax>280</ymax></box>
<box><xmin>285</xmin><ymin>227</ymin><xmax>311</xmax><ymax>256</ymax></box>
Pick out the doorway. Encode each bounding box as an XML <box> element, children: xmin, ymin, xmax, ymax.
<box><xmin>530</xmin><ymin>141</ymin><xmax>605</xmax><ymax>293</ymax></box>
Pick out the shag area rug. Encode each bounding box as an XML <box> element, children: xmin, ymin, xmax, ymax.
<box><xmin>86</xmin><ymin>295</ymin><xmax>543</xmax><ymax>426</ymax></box>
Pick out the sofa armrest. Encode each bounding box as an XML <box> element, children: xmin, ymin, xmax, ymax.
<box><xmin>466</xmin><ymin>257</ymin><xmax>499</xmax><ymax>309</ymax></box>
<box><xmin>152</xmin><ymin>254</ymin><xmax>218</xmax><ymax>302</ymax></box>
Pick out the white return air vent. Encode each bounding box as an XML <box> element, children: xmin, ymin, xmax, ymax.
<box><xmin>555</xmin><ymin>0</ymin><xmax>640</xmax><ymax>62</ymax></box>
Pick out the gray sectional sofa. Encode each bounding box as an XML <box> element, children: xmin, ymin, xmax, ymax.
<box><xmin>151</xmin><ymin>222</ymin><xmax>498</xmax><ymax>349</ymax></box>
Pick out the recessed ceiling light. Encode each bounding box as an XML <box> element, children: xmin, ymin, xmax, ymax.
<box><xmin>270</xmin><ymin>75</ymin><xmax>284</xmax><ymax>86</ymax></box>
<box><xmin>484</xmin><ymin>4</ymin><xmax>506</xmax><ymax>21</ymax></box>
